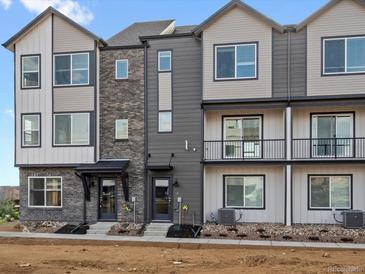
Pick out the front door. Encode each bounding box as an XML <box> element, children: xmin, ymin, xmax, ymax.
<box><xmin>152</xmin><ymin>178</ymin><xmax>172</xmax><ymax>221</ymax></box>
<box><xmin>99</xmin><ymin>178</ymin><xmax>117</xmax><ymax>220</ymax></box>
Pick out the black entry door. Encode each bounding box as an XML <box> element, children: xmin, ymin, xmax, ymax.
<box><xmin>152</xmin><ymin>178</ymin><xmax>172</xmax><ymax>221</ymax></box>
<box><xmin>99</xmin><ymin>178</ymin><xmax>117</xmax><ymax>220</ymax></box>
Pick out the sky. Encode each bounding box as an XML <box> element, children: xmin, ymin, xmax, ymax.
<box><xmin>0</xmin><ymin>0</ymin><xmax>329</xmax><ymax>186</ymax></box>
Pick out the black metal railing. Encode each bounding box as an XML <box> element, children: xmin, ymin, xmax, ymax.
<box><xmin>204</xmin><ymin>139</ymin><xmax>285</xmax><ymax>161</ymax></box>
<box><xmin>292</xmin><ymin>138</ymin><xmax>365</xmax><ymax>159</ymax></box>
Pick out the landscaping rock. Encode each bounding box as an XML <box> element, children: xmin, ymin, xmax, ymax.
<box><xmin>108</xmin><ymin>223</ymin><xmax>145</xmax><ymax>236</ymax></box>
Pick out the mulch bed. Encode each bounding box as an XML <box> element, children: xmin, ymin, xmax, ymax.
<box><xmin>55</xmin><ymin>224</ymin><xmax>89</xmax><ymax>234</ymax></box>
<box><xmin>200</xmin><ymin>223</ymin><xmax>365</xmax><ymax>243</ymax></box>
<box><xmin>167</xmin><ymin>224</ymin><xmax>202</xmax><ymax>238</ymax></box>
<box><xmin>107</xmin><ymin>223</ymin><xmax>145</xmax><ymax>236</ymax></box>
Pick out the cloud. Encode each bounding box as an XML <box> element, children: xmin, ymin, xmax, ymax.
<box><xmin>19</xmin><ymin>0</ymin><xmax>94</xmax><ymax>25</ymax></box>
<box><xmin>0</xmin><ymin>0</ymin><xmax>12</xmax><ymax>10</ymax></box>
<box><xmin>5</xmin><ymin>109</ymin><xmax>14</xmax><ymax>119</ymax></box>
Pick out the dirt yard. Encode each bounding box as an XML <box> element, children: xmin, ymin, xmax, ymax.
<box><xmin>0</xmin><ymin>238</ymin><xmax>364</xmax><ymax>274</ymax></box>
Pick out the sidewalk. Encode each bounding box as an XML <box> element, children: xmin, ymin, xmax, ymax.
<box><xmin>0</xmin><ymin>231</ymin><xmax>364</xmax><ymax>249</ymax></box>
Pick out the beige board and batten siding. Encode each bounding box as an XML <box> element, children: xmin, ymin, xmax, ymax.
<box><xmin>292</xmin><ymin>165</ymin><xmax>365</xmax><ymax>224</ymax></box>
<box><xmin>15</xmin><ymin>15</ymin><xmax>94</xmax><ymax>165</ymax></box>
<box><xmin>53</xmin><ymin>15</ymin><xmax>94</xmax><ymax>52</ymax></box>
<box><xmin>158</xmin><ymin>72</ymin><xmax>172</xmax><ymax>110</ymax></box>
<box><xmin>307</xmin><ymin>0</ymin><xmax>365</xmax><ymax>96</ymax></box>
<box><xmin>202</xmin><ymin>7</ymin><xmax>272</xmax><ymax>100</ymax></box>
<box><xmin>53</xmin><ymin>86</ymin><xmax>94</xmax><ymax>112</ymax></box>
<box><xmin>204</xmin><ymin>165</ymin><xmax>285</xmax><ymax>223</ymax></box>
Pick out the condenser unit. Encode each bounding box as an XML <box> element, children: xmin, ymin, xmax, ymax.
<box><xmin>218</xmin><ymin>208</ymin><xmax>236</xmax><ymax>225</ymax></box>
<box><xmin>342</xmin><ymin>210</ymin><xmax>364</xmax><ymax>229</ymax></box>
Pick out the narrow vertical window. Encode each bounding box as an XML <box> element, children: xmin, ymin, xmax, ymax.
<box><xmin>115</xmin><ymin>60</ymin><xmax>128</xmax><ymax>79</ymax></box>
<box><xmin>22</xmin><ymin>114</ymin><xmax>40</xmax><ymax>147</ymax></box>
<box><xmin>158</xmin><ymin>112</ymin><xmax>172</xmax><ymax>132</ymax></box>
<box><xmin>158</xmin><ymin>51</ymin><xmax>171</xmax><ymax>71</ymax></box>
<box><xmin>115</xmin><ymin>119</ymin><xmax>128</xmax><ymax>139</ymax></box>
<box><xmin>22</xmin><ymin>55</ymin><xmax>40</xmax><ymax>88</ymax></box>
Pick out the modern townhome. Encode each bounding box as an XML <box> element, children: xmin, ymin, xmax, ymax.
<box><xmin>2</xmin><ymin>0</ymin><xmax>365</xmax><ymax>227</ymax></box>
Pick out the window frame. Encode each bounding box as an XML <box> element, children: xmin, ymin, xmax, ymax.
<box><xmin>21</xmin><ymin>113</ymin><xmax>41</xmax><ymax>148</ymax></box>
<box><xmin>21</xmin><ymin>54</ymin><xmax>41</xmax><ymax>89</ymax></box>
<box><xmin>53</xmin><ymin>52</ymin><xmax>90</xmax><ymax>86</ymax></box>
<box><xmin>308</xmin><ymin>174</ymin><xmax>352</xmax><ymax>211</ymax></box>
<box><xmin>28</xmin><ymin>176</ymin><xmax>63</xmax><ymax>208</ymax></box>
<box><xmin>223</xmin><ymin>174</ymin><xmax>265</xmax><ymax>209</ymax></box>
<box><xmin>115</xmin><ymin>59</ymin><xmax>128</xmax><ymax>80</ymax></box>
<box><xmin>158</xmin><ymin>50</ymin><xmax>172</xmax><ymax>72</ymax></box>
<box><xmin>214</xmin><ymin>42</ymin><xmax>258</xmax><ymax>81</ymax></box>
<box><xmin>158</xmin><ymin>111</ymin><xmax>172</xmax><ymax>133</ymax></box>
<box><xmin>115</xmin><ymin>119</ymin><xmax>128</xmax><ymax>140</ymax></box>
<box><xmin>322</xmin><ymin>35</ymin><xmax>365</xmax><ymax>76</ymax></box>
<box><xmin>53</xmin><ymin>112</ymin><xmax>90</xmax><ymax>146</ymax></box>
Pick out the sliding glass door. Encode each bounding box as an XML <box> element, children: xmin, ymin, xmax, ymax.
<box><xmin>312</xmin><ymin>114</ymin><xmax>353</xmax><ymax>157</ymax></box>
<box><xmin>224</xmin><ymin>116</ymin><xmax>261</xmax><ymax>159</ymax></box>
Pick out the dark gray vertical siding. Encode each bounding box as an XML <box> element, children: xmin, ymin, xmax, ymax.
<box><xmin>146</xmin><ymin>36</ymin><xmax>202</xmax><ymax>224</ymax></box>
<box><xmin>272</xmin><ymin>28</ymin><xmax>307</xmax><ymax>98</ymax></box>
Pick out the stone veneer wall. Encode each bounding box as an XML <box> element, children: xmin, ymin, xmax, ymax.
<box><xmin>99</xmin><ymin>48</ymin><xmax>145</xmax><ymax>223</ymax></box>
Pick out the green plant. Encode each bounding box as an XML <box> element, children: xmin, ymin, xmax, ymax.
<box><xmin>0</xmin><ymin>200</ymin><xmax>19</xmax><ymax>223</ymax></box>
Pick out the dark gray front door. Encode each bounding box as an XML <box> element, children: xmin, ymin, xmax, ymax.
<box><xmin>152</xmin><ymin>178</ymin><xmax>172</xmax><ymax>221</ymax></box>
<box><xmin>99</xmin><ymin>178</ymin><xmax>117</xmax><ymax>220</ymax></box>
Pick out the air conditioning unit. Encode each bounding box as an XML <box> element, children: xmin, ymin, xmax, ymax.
<box><xmin>218</xmin><ymin>208</ymin><xmax>236</xmax><ymax>225</ymax></box>
<box><xmin>342</xmin><ymin>210</ymin><xmax>364</xmax><ymax>229</ymax></box>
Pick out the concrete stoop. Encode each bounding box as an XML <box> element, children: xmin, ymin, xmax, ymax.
<box><xmin>87</xmin><ymin>222</ymin><xmax>117</xmax><ymax>235</ymax></box>
<box><xmin>144</xmin><ymin>223</ymin><xmax>173</xmax><ymax>237</ymax></box>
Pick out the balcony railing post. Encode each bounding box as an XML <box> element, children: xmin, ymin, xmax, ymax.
<box><xmin>242</xmin><ymin>139</ymin><xmax>244</xmax><ymax>160</ymax></box>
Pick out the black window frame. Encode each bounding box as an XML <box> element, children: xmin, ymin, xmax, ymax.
<box><xmin>20</xmin><ymin>54</ymin><xmax>41</xmax><ymax>90</ymax></box>
<box><xmin>21</xmin><ymin>113</ymin><xmax>41</xmax><ymax>148</ymax></box>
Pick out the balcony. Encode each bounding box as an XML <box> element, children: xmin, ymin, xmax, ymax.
<box><xmin>203</xmin><ymin>139</ymin><xmax>285</xmax><ymax>161</ymax></box>
<box><xmin>292</xmin><ymin>138</ymin><xmax>365</xmax><ymax>160</ymax></box>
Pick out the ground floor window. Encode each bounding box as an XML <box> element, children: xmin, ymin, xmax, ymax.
<box><xmin>224</xmin><ymin>175</ymin><xmax>264</xmax><ymax>208</ymax></box>
<box><xmin>28</xmin><ymin>177</ymin><xmax>62</xmax><ymax>207</ymax></box>
<box><xmin>309</xmin><ymin>175</ymin><xmax>351</xmax><ymax>210</ymax></box>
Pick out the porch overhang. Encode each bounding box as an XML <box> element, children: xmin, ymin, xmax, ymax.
<box><xmin>147</xmin><ymin>165</ymin><xmax>173</xmax><ymax>171</ymax></box>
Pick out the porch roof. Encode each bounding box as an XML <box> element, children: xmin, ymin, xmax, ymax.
<box><xmin>75</xmin><ymin>160</ymin><xmax>129</xmax><ymax>174</ymax></box>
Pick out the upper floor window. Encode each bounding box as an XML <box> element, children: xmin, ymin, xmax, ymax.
<box><xmin>28</xmin><ymin>177</ymin><xmax>62</xmax><ymax>208</ymax></box>
<box><xmin>158</xmin><ymin>111</ymin><xmax>172</xmax><ymax>133</ymax></box>
<box><xmin>21</xmin><ymin>55</ymin><xmax>40</xmax><ymax>88</ymax></box>
<box><xmin>158</xmin><ymin>51</ymin><xmax>171</xmax><ymax>71</ymax></box>
<box><xmin>323</xmin><ymin>36</ymin><xmax>365</xmax><ymax>75</ymax></box>
<box><xmin>54</xmin><ymin>113</ymin><xmax>90</xmax><ymax>146</ymax></box>
<box><xmin>115</xmin><ymin>59</ymin><xmax>128</xmax><ymax>79</ymax></box>
<box><xmin>22</xmin><ymin>114</ymin><xmax>40</xmax><ymax>147</ymax></box>
<box><xmin>54</xmin><ymin>53</ymin><xmax>89</xmax><ymax>86</ymax></box>
<box><xmin>115</xmin><ymin>119</ymin><xmax>128</xmax><ymax>139</ymax></box>
<box><xmin>215</xmin><ymin>43</ymin><xmax>257</xmax><ymax>80</ymax></box>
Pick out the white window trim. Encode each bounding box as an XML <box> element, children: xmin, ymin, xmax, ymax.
<box><xmin>28</xmin><ymin>176</ymin><xmax>63</xmax><ymax>208</ymax></box>
<box><xmin>323</xmin><ymin>36</ymin><xmax>365</xmax><ymax>75</ymax></box>
<box><xmin>309</xmin><ymin>175</ymin><xmax>352</xmax><ymax>210</ymax></box>
<box><xmin>115</xmin><ymin>59</ymin><xmax>128</xmax><ymax>79</ymax></box>
<box><xmin>53</xmin><ymin>113</ymin><xmax>90</xmax><ymax>146</ymax></box>
<box><xmin>158</xmin><ymin>51</ymin><xmax>171</xmax><ymax>72</ymax></box>
<box><xmin>22</xmin><ymin>55</ymin><xmax>40</xmax><ymax>88</ymax></box>
<box><xmin>215</xmin><ymin>43</ymin><xmax>257</xmax><ymax>80</ymax></box>
<box><xmin>22</xmin><ymin>114</ymin><xmax>40</xmax><ymax>147</ymax></box>
<box><xmin>53</xmin><ymin>52</ymin><xmax>90</xmax><ymax>86</ymax></box>
<box><xmin>158</xmin><ymin>111</ymin><xmax>172</xmax><ymax>133</ymax></box>
<box><xmin>115</xmin><ymin>119</ymin><xmax>128</xmax><ymax>139</ymax></box>
<box><xmin>225</xmin><ymin>175</ymin><xmax>264</xmax><ymax>209</ymax></box>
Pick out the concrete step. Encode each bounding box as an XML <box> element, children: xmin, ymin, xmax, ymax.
<box><xmin>144</xmin><ymin>231</ymin><xmax>169</xmax><ymax>237</ymax></box>
<box><xmin>146</xmin><ymin>225</ymin><xmax>173</xmax><ymax>231</ymax></box>
<box><xmin>87</xmin><ymin>222</ymin><xmax>117</xmax><ymax>235</ymax></box>
<box><xmin>87</xmin><ymin>230</ymin><xmax>108</xmax><ymax>235</ymax></box>
<box><xmin>144</xmin><ymin>223</ymin><xmax>173</xmax><ymax>237</ymax></box>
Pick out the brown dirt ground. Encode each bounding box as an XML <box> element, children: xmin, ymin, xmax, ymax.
<box><xmin>0</xmin><ymin>238</ymin><xmax>364</xmax><ymax>274</ymax></box>
<box><xmin>0</xmin><ymin>222</ymin><xmax>21</xmax><ymax>232</ymax></box>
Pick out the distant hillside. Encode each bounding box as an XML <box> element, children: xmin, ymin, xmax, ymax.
<box><xmin>0</xmin><ymin>186</ymin><xmax>19</xmax><ymax>201</ymax></box>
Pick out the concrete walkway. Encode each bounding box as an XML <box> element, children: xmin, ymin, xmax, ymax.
<box><xmin>0</xmin><ymin>231</ymin><xmax>364</xmax><ymax>250</ymax></box>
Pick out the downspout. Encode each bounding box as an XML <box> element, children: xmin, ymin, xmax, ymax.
<box><xmin>143</xmin><ymin>41</ymin><xmax>149</xmax><ymax>224</ymax></box>
<box><xmin>287</xmin><ymin>28</ymin><xmax>292</xmax><ymax>104</ymax></box>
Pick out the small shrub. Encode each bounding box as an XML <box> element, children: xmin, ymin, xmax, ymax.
<box><xmin>0</xmin><ymin>200</ymin><xmax>19</xmax><ymax>223</ymax></box>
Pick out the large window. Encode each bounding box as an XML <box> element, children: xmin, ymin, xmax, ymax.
<box><xmin>54</xmin><ymin>113</ymin><xmax>90</xmax><ymax>145</ymax></box>
<box><xmin>215</xmin><ymin>43</ymin><xmax>257</xmax><ymax>80</ymax></box>
<box><xmin>115</xmin><ymin>59</ymin><xmax>128</xmax><ymax>79</ymax></box>
<box><xmin>323</xmin><ymin>36</ymin><xmax>365</xmax><ymax>75</ymax></box>
<box><xmin>22</xmin><ymin>114</ymin><xmax>40</xmax><ymax>147</ymax></box>
<box><xmin>28</xmin><ymin>177</ymin><xmax>62</xmax><ymax>207</ymax></box>
<box><xmin>309</xmin><ymin>175</ymin><xmax>351</xmax><ymax>210</ymax></box>
<box><xmin>225</xmin><ymin>175</ymin><xmax>264</xmax><ymax>208</ymax></box>
<box><xmin>115</xmin><ymin>119</ymin><xmax>128</xmax><ymax>139</ymax></box>
<box><xmin>158</xmin><ymin>111</ymin><xmax>172</xmax><ymax>133</ymax></box>
<box><xmin>54</xmin><ymin>53</ymin><xmax>89</xmax><ymax>85</ymax></box>
<box><xmin>158</xmin><ymin>51</ymin><xmax>171</xmax><ymax>72</ymax></box>
<box><xmin>21</xmin><ymin>55</ymin><xmax>40</xmax><ymax>88</ymax></box>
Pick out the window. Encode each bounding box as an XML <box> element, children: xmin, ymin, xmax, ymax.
<box><xmin>309</xmin><ymin>175</ymin><xmax>351</xmax><ymax>209</ymax></box>
<box><xmin>28</xmin><ymin>177</ymin><xmax>62</xmax><ymax>207</ymax></box>
<box><xmin>21</xmin><ymin>55</ymin><xmax>40</xmax><ymax>88</ymax></box>
<box><xmin>115</xmin><ymin>59</ymin><xmax>128</xmax><ymax>79</ymax></box>
<box><xmin>158</xmin><ymin>112</ymin><xmax>172</xmax><ymax>132</ymax></box>
<box><xmin>54</xmin><ymin>53</ymin><xmax>89</xmax><ymax>85</ymax></box>
<box><xmin>115</xmin><ymin>119</ymin><xmax>128</xmax><ymax>139</ymax></box>
<box><xmin>158</xmin><ymin>51</ymin><xmax>171</xmax><ymax>71</ymax></box>
<box><xmin>215</xmin><ymin>43</ymin><xmax>257</xmax><ymax>80</ymax></box>
<box><xmin>323</xmin><ymin>36</ymin><xmax>365</xmax><ymax>74</ymax></box>
<box><xmin>54</xmin><ymin>113</ymin><xmax>89</xmax><ymax>145</ymax></box>
<box><xmin>225</xmin><ymin>175</ymin><xmax>264</xmax><ymax>208</ymax></box>
<box><xmin>22</xmin><ymin>114</ymin><xmax>40</xmax><ymax>147</ymax></box>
